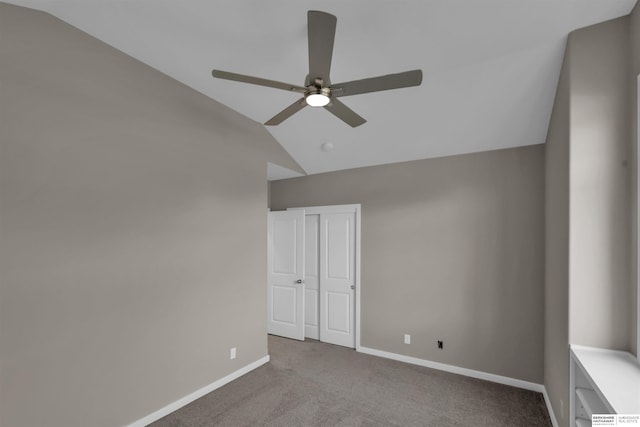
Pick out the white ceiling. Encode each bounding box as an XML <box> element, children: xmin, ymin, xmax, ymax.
<box><xmin>6</xmin><ymin>0</ymin><xmax>637</xmax><ymax>179</ymax></box>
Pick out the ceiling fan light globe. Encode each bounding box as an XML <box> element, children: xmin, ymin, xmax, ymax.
<box><xmin>306</xmin><ymin>93</ymin><xmax>330</xmax><ymax>107</ymax></box>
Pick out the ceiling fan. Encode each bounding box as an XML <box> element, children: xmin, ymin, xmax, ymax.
<box><xmin>211</xmin><ymin>10</ymin><xmax>423</xmax><ymax>128</ymax></box>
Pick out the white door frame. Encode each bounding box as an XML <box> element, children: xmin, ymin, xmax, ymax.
<box><xmin>288</xmin><ymin>204</ymin><xmax>361</xmax><ymax>350</ymax></box>
<box><xmin>637</xmin><ymin>73</ymin><xmax>640</xmax><ymax>361</ymax></box>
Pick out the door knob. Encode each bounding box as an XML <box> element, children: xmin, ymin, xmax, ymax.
<box><xmin>296</xmin><ymin>279</ymin><xmax>304</xmax><ymax>284</ymax></box>
<box><xmin>350</xmin><ymin>285</ymin><xmax>355</xmax><ymax>290</ymax></box>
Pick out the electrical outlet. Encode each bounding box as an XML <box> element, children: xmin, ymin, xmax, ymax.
<box><xmin>437</xmin><ymin>340</ymin><xmax>443</xmax><ymax>349</ymax></box>
<box><xmin>404</xmin><ymin>334</ymin><xmax>411</xmax><ymax>344</ymax></box>
<box><xmin>230</xmin><ymin>347</ymin><xmax>236</xmax><ymax>360</ymax></box>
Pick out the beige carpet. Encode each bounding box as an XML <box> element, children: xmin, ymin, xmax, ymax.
<box><xmin>152</xmin><ymin>335</ymin><xmax>552</xmax><ymax>426</ymax></box>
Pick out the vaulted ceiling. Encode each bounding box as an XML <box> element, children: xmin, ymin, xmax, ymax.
<box><xmin>5</xmin><ymin>0</ymin><xmax>637</xmax><ymax>179</ymax></box>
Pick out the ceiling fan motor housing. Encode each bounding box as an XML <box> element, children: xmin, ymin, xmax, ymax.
<box><xmin>305</xmin><ymin>86</ymin><xmax>331</xmax><ymax>107</ymax></box>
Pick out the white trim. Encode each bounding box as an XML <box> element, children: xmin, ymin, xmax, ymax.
<box><xmin>288</xmin><ymin>204</ymin><xmax>361</xmax><ymax>350</ymax></box>
<box><xmin>359</xmin><ymin>346</ymin><xmax>559</xmax><ymax>424</ymax></box>
<box><xmin>570</xmin><ymin>347</ymin><xmax>576</xmax><ymax>426</ymax></box>
<box><xmin>637</xmin><ymin>74</ymin><xmax>640</xmax><ymax>361</ymax></box>
<box><xmin>127</xmin><ymin>355</ymin><xmax>270</xmax><ymax>427</ymax></box>
<box><xmin>289</xmin><ymin>204</ymin><xmax>360</xmax><ymax>215</ymax></box>
<box><xmin>358</xmin><ymin>346</ymin><xmax>544</xmax><ymax>392</ymax></box>
<box><xmin>355</xmin><ymin>205</ymin><xmax>362</xmax><ymax>351</ymax></box>
<box><xmin>542</xmin><ymin>387</ymin><xmax>560</xmax><ymax>427</ymax></box>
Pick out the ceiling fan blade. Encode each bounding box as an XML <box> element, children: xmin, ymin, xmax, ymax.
<box><xmin>333</xmin><ymin>70</ymin><xmax>423</xmax><ymax>97</ymax></box>
<box><xmin>307</xmin><ymin>11</ymin><xmax>337</xmax><ymax>82</ymax></box>
<box><xmin>324</xmin><ymin>98</ymin><xmax>366</xmax><ymax>128</ymax></box>
<box><xmin>212</xmin><ymin>69</ymin><xmax>306</xmax><ymax>93</ymax></box>
<box><xmin>265</xmin><ymin>98</ymin><xmax>307</xmax><ymax>126</ymax></box>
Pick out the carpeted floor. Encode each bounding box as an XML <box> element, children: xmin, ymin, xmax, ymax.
<box><xmin>152</xmin><ymin>335</ymin><xmax>552</xmax><ymax>426</ymax></box>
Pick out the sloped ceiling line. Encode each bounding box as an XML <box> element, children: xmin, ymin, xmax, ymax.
<box><xmin>4</xmin><ymin>0</ymin><xmax>636</xmax><ymax>179</ymax></box>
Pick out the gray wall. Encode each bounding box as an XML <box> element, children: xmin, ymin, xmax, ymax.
<box><xmin>568</xmin><ymin>17</ymin><xmax>631</xmax><ymax>350</ymax></box>
<box><xmin>0</xmin><ymin>4</ymin><xmax>299</xmax><ymax>426</ymax></box>
<box><xmin>271</xmin><ymin>146</ymin><xmax>545</xmax><ymax>384</ymax></box>
<box><xmin>544</xmin><ymin>12</ymin><xmax>637</xmax><ymax>427</ymax></box>
<box><xmin>630</xmin><ymin>1</ymin><xmax>640</xmax><ymax>358</ymax></box>
<box><xmin>544</xmin><ymin>38</ymin><xmax>571</xmax><ymax>427</ymax></box>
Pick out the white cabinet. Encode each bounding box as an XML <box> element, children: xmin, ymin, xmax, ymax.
<box><xmin>570</xmin><ymin>345</ymin><xmax>640</xmax><ymax>427</ymax></box>
<box><xmin>574</xmin><ymin>388</ymin><xmax>607</xmax><ymax>421</ymax></box>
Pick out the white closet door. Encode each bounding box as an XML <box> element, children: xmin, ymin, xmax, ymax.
<box><xmin>304</xmin><ymin>214</ymin><xmax>320</xmax><ymax>339</ymax></box>
<box><xmin>267</xmin><ymin>210</ymin><xmax>305</xmax><ymax>341</ymax></box>
<box><xmin>319</xmin><ymin>212</ymin><xmax>356</xmax><ymax>347</ymax></box>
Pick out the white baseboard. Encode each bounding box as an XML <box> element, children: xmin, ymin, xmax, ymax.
<box><xmin>358</xmin><ymin>346</ymin><xmax>559</xmax><ymax>425</ymax></box>
<box><xmin>358</xmin><ymin>346</ymin><xmax>544</xmax><ymax>392</ymax></box>
<box><xmin>128</xmin><ymin>348</ymin><xmax>559</xmax><ymax>427</ymax></box>
<box><xmin>127</xmin><ymin>355</ymin><xmax>270</xmax><ymax>427</ymax></box>
<box><xmin>542</xmin><ymin>387</ymin><xmax>559</xmax><ymax>427</ymax></box>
